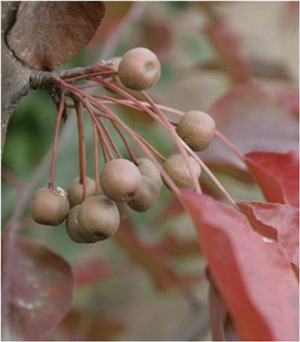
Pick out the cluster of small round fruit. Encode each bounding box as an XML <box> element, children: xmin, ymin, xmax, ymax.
<box><xmin>30</xmin><ymin>47</ymin><xmax>216</xmax><ymax>243</ymax></box>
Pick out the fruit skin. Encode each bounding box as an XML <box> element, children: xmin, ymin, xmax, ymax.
<box><xmin>118</xmin><ymin>47</ymin><xmax>161</xmax><ymax>91</ymax></box>
<box><xmin>176</xmin><ymin>111</ymin><xmax>216</xmax><ymax>151</ymax></box>
<box><xmin>77</xmin><ymin>195</ymin><xmax>120</xmax><ymax>241</ymax></box>
<box><xmin>137</xmin><ymin>158</ymin><xmax>162</xmax><ymax>186</ymax></box>
<box><xmin>128</xmin><ymin>176</ymin><xmax>161</xmax><ymax>212</ymax></box>
<box><xmin>65</xmin><ymin>205</ymin><xmax>98</xmax><ymax>243</ymax></box>
<box><xmin>100</xmin><ymin>159</ymin><xmax>142</xmax><ymax>202</ymax></box>
<box><xmin>30</xmin><ymin>187</ymin><xmax>70</xmax><ymax>226</ymax></box>
<box><xmin>163</xmin><ymin>153</ymin><xmax>201</xmax><ymax>189</ymax></box>
<box><xmin>68</xmin><ymin>176</ymin><xmax>96</xmax><ymax>208</ymax></box>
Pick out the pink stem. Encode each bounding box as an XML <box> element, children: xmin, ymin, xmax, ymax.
<box><xmin>92</xmin><ymin>123</ymin><xmax>101</xmax><ymax>195</ymax></box>
<box><xmin>75</xmin><ymin>102</ymin><xmax>87</xmax><ymax>200</ymax></box>
<box><xmin>48</xmin><ymin>94</ymin><xmax>65</xmax><ymax>189</ymax></box>
<box><xmin>215</xmin><ymin>129</ymin><xmax>245</xmax><ymax>162</ymax></box>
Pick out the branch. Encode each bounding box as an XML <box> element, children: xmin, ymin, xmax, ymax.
<box><xmin>1</xmin><ymin>2</ymin><xmax>31</xmax><ymax>153</ymax></box>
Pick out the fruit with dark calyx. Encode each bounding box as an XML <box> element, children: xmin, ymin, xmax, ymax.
<box><xmin>176</xmin><ymin>111</ymin><xmax>216</xmax><ymax>151</ymax></box>
<box><xmin>77</xmin><ymin>195</ymin><xmax>120</xmax><ymax>241</ymax></box>
<box><xmin>128</xmin><ymin>176</ymin><xmax>161</xmax><ymax>212</ymax></box>
<box><xmin>30</xmin><ymin>187</ymin><xmax>70</xmax><ymax>226</ymax></box>
<box><xmin>163</xmin><ymin>153</ymin><xmax>201</xmax><ymax>189</ymax></box>
<box><xmin>137</xmin><ymin>158</ymin><xmax>162</xmax><ymax>186</ymax></box>
<box><xmin>68</xmin><ymin>176</ymin><xmax>96</xmax><ymax>208</ymax></box>
<box><xmin>118</xmin><ymin>47</ymin><xmax>161</xmax><ymax>91</ymax></box>
<box><xmin>100</xmin><ymin>159</ymin><xmax>142</xmax><ymax>202</ymax></box>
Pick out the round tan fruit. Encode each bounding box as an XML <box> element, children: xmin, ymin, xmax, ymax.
<box><xmin>118</xmin><ymin>47</ymin><xmax>161</xmax><ymax>91</ymax></box>
<box><xmin>68</xmin><ymin>176</ymin><xmax>96</xmax><ymax>208</ymax></box>
<box><xmin>65</xmin><ymin>205</ymin><xmax>98</xmax><ymax>243</ymax></box>
<box><xmin>176</xmin><ymin>111</ymin><xmax>216</xmax><ymax>151</ymax></box>
<box><xmin>77</xmin><ymin>196</ymin><xmax>120</xmax><ymax>241</ymax></box>
<box><xmin>100</xmin><ymin>159</ymin><xmax>142</xmax><ymax>202</ymax></box>
<box><xmin>30</xmin><ymin>187</ymin><xmax>70</xmax><ymax>226</ymax></box>
<box><xmin>128</xmin><ymin>176</ymin><xmax>161</xmax><ymax>212</ymax></box>
<box><xmin>137</xmin><ymin>158</ymin><xmax>162</xmax><ymax>186</ymax></box>
<box><xmin>163</xmin><ymin>154</ymin><xmax>201</xmax><ymax>189</ymax></box>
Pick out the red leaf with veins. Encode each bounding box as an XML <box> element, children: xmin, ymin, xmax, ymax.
<box><xmin>2</xmin><ymin>236</ymin><xmax>74</xmax><ymax>341</ymax></box>
<box><xmin>245</xmin><ymin>150</ymin><xmax>299</xmax><ymax>207</ymax></box>
<box><xmin>201</xmin><ymin>84</ymin><xmax>299</xmax><ymax>171</ymax></box>
<box><xmin>238</xmin><ymin>201</ymin><xmax>299</xmax><ymax>270</ymax></box>
<box><xmin>181</xmin><ymin>191</ymin><xmax>299</xmax><ymax>341</ymax></box>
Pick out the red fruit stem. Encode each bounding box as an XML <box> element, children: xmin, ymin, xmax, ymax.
<box><xmin>182</xmin><ymin>140</ymin><xmax>238</xmax><ymax>209</ymax></box>
<box><xmin>75</xmin><ymin>101</ymin><xmax>87</xmax><ymax>200</ymax></box>
<box><xmin>48</xmin><ymin>94</ymin><xmax>65</xmax><ymax>189</ymax></box>
<box><xmin>98</xmin><ymin>119</ymin><xmax>123</xmax><ymax>159</ymax></box>
<box><xmin>92</xmin><ymin>123</ymin><xmax>101</xmax><ymax>195</ymax></box>
<box><xmin>66</xmin><ymin>70</ymin><xmax>117</xmax><ymax>84</ymax></box>
<box><xmin>91</xmin><ymin>77</ymin><xmax>166</xmax><ymax>125</ymax></box>
<box><xmin>215</xmin><ymin>129</ymin><xmax>245</xmax><ymax>162</ymax></box>
<box><xmin>142</xmin><ymin>91</ymin><xmax>202</xmax><ymax>194</ymax></box>
<box><xmin>91</xmin><ymin>104</ymin><xmax>165</xmax><ymax>162</ymax></box>
<box><xmin>110</xmin><ymin>121</ymin><xmax>138</xmax><ymax>164</ymax></box>
<box><xmin>54</xmin><ymin>78</ymin><xmax>114</xmax><ymax>162</ymax></box>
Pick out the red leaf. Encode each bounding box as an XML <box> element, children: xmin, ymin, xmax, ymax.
<box><xmin>201</xmin><ymin>84</ymin><xmax>299</xmax><ymax>171</ymax></box>
<box><xmin>245</xmin><ymin>150</ymin><xmax>299</xmax><ymax>207</ymax></box>
<box><xmin>2</xmin><ymin>236</ymin><xmax>74</xmax><ymax>341</ymax></box>
<box><xmin>181</xmin><ymin>191</ymin><xmax>299</xmax><ymax>341</ymax></box>
<box><xmin>205</xmin><ymin>20</ymin><xmax>251</xmax><ymax>84</ymax></box>
<box><xmin>238</xmin><ymin>201</ymin><xmax>299</xmax><ymax>270</ymax></box>
<box><xmin>209</xmin><ymin>277</ymin><xmax>240</xmax><ymax>341</ymax></box>
<box><xmin>7</xmin><ymin>2</ymin><xmax>105</xmax><ymax>70</ymax></box>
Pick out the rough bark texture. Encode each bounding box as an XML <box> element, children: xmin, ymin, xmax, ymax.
<box><xmin>1</xmin><ymin>2</ymin><xmax>31</xmax><ymax>153</ymax></box>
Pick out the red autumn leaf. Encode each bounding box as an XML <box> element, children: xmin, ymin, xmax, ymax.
<box><xmin>209</xmin><ymin>277</ymin><xmax>240</xmax><ymax>341</ymax></box>
<box><xmin>2</xmin><ymin>236</ymin><xmax>74</xmax><ymax>341</ymax></box>
<box><xmin>204</xmin><ymin>19</ymin><xmax>251</xmax><ymax>84</ymax></box>
<box><xmin>238</xmin><ymin>201</ymin><xmax>299</xmax><ymax>270</ymax></box>
<box><xmin>7</xmin><ymin>2</ymin><xmax>105</xmax><ymax>71</ymax></box>
<box><xmin>245</xmin><ymin>150</ymin><xmax>299</xmax><ymax>207</ymax></box>
<box><xmin>181</xmin><ymin>191</ymin><xmax>299</xmax><ymax>341</ymax></box>
<box><xmin>201</xmin><ymin>84</ymin><xmax>299</xmax><ymax>172</ymax></box>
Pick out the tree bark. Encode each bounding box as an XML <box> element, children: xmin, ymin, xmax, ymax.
<box><xmin>1</xmin><ymin>2</ymin><xmax>31</xmax><ymax>152</ymax></box>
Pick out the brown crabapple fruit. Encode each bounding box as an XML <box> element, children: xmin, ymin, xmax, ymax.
<box><xmin>100</xmin><ymin>158</ymin><xmax>142</xmax><ymax>202</ymax></box>
<box><xmin>68</xmin><ymin>176</ymin><xmax>96</xmax><ymax>208</ymax></box>
<box><xmin>118</xmin><ymin>47</ymin><xmax>161</xmax><ymax>91</ymax></box>
<box><xmin>128</xmin><ymin>175</ymin><xmax>161</xmax><ymax>212</ymax></box>
<box><xmin>77</xmin><ymin>195</ymin><xmax>120</xmax><ymax>241</ymax></box>
<box><xmin>176</xmin><ymin>111</ymin><xmax>216</xmax><ymax>151</ymax></box>
<box><xmin>163</xmin><ymin>153</ymin><xmax>201</xmax><ymax>189</ymax></box>
<box><xmin>137</xmin><ymin>157</ymin><xmax>162</xmax><ymax>186</ymax></box>
<box><xmin>30</xmin><ymin>187</ymin><xmax>70</xmax><ymax>226</ymax></box>
<box><xmin>65</xmin><ymin>205</ymin><xmax>98</xmax><ymax>243</ymax></box>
